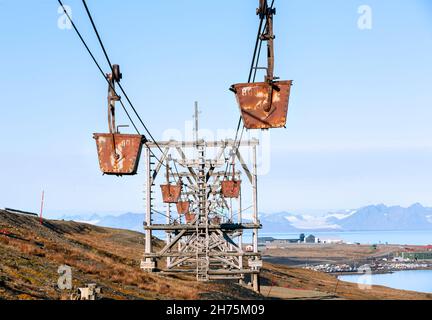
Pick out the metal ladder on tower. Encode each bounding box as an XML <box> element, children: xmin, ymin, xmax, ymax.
<box><xmin>196</xmin><ymin>141</ymin><xmax>209</xmax><ymax>281</ymax></box>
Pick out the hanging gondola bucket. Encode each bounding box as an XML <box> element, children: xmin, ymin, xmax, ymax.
<box><xmin>160</xmin><ymin>184</ymin><xmax>182</xmax><ymax>203</ymax></box>
<box><xmin>185</xmin><ymin>213</ymin><xmax>196</xmax><ymax>224</ymax></box>
<box><xmin>221</xmin><ymin>180</ymin><xmax>241</xmax><ymax>199</ymax></box>
<box><xmin>231</xmin><ymin>80</ymin><xmax>293</xmax><ymax>129</ymax></box>
<box><xmin>93</xmin><ymin>133</ymin><xmax>145</xmax><ymax>175</ymax></box>
<box><xmin>176</xmin><ymin>201</ymin><xmax>190</xmax><ymax>215</ymax></box>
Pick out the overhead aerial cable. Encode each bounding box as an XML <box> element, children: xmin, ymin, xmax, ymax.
<box><xmin>80</xmin><ymin>0</ymin><xmax>168</xmax><ymax>157</ymax></box>
<box><xmin>57</xmin><ymin>0</ymin><xmax>141</xmax><ymax>136</ymax></box>
<box><xmin>58</xmin><ymin>0</ymin><xmax>176</xmax><ymax>179</ymax></box>
<box><xmin>230</xmin><ymin>0</ymin><xmax>293</xmax><ymax>130</ymax></box>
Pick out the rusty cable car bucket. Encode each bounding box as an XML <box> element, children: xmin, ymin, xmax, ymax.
<box><xmin>231</xmin><ymin>80</ymin><xmax>293</xmax><ymax>129</ymax></box>
<box><xmin>176</xmin><ymin>201</ymin><xmax>190</xmax><ymax>215</ymax></box>
<box><xmin>185</xmin><ymin>213</ymin><xmax>196</xmax><ymax>224</ymax></box>
<box><xmin>160</xmin><ymin>184</ymin><xmax>182</xmax><ymax>203</ymax></box>
<box><xmin>221</xmin><ymin>180</ymin><xmax>241</xmax><ymax>199</ymax></box>
<box><xmin>93</xmin><ymin>133</ymin><xmax>145</xmax><ymax>175</ymax></box>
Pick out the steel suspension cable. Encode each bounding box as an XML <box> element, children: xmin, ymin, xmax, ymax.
<box><xmin>223</xmin><ymin>3</ymin><xmax>270</xmax><ymax>179</ymax></box>
<box><xmin>226</xmin><ymin>0</ymin><xmax>276</xmax><ymax>180</ymax></box>
<box><xmin>81</xmin><ymin>0</ymin><xmax>167</xmax><ymax>155</ymax></box>
<box><xmin>62</xmin><ymin>0</ymin><xmax>170</xmax><ymax>173</ymax></box>
<box><xmin>80</xmin><ymin>0</ymin><xmax>180</xmax><ymax>179</ymax></box>
<box><xmin>57</xmin><ymin>0</ymin><xmax>141</xmax><ymax>136</ymax></box>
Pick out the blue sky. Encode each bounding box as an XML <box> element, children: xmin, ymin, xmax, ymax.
<box><xmin>0</xmin><ymin>0</ymin><xmax>431</xmax><ymax>216</ymax></box>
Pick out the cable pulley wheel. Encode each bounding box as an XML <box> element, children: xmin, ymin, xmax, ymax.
<box><xmin>112</xmin><ymin>64</ymin><xmax>122</xmax><ymax>83</ymax></box>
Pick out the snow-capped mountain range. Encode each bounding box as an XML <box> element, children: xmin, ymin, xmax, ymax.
<box><xmin>58</xmin><ymin>203</ymin><xmax>432</xmax><ymax>233</ymax></box>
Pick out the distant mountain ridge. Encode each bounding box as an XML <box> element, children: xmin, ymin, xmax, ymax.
<box><xmin>330</xmin><ymin>203</ymin><xmax>432</xmax><ymax>231</ymax></box>
<box><xmin>59</xmin><ymin>203</ymin><xmax>432</xmax><ymax>233</ymax></box>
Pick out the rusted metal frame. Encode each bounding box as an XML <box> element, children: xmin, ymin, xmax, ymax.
<box><xmin>263</xmin><ymin>6</ymin><xmax>275</xmax><ymax>84</ymax></box>
<box><xmin>150</xmin><ymin>147</ymin><xmax>170</xmax><ymax>184</ymax></box>
<box><xmin>258</xmin><ymin>0</ymin><xmax>276</xmax><ymax>112</ymax></box>
<box><xmin>107</xmin><ymin>74</ymin><xmax>118</xmax><ymax>135</ymax></box>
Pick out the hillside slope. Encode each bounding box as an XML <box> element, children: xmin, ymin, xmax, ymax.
<box><xmin>1</xmin><ymin>210</ymin><xmax>431</xmax><ymax>300</ymax></box>
<box><xmin>0</xmin><ymin>210</ymin><xmax>260</xmax><ymax>300</ymax></box>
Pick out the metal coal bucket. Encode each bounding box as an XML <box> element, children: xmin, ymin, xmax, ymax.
<box><xmin>185</xmin><ymin>213</ymin><xmax>196</xmax><ymax>224</ymax></box>
<box><xmin>160</xmin><ymin>184</ymin><xmax>182</xmax><ymax>203</ymax></box>
<box><xmin>93</xmin><ymin>133</ymin><xmax>145</xmax><ymax>175</ymax></box>
<box><xmin>176</xmin><ymin>201</ymin><xmax>190</xmax><ymax>215</ymax></box>
<box><xmin>221</xmin><ymin>180</ymin><xmax>241</xmax><ymax>199</ymax></box>
<box><xmin>231</xmin><ymin>80</ymin><xmax>293</xmax><ymax>129</ymax></box>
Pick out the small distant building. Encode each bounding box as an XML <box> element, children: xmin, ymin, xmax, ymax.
<box><xmin>258</xmin><ymin>235</ymin><xmax>303</xmax><ymax>248</ymax></box>
<box><xmin>305</xmin><ymin>235</ymin><xmax>316</xmax><ymax>243</ymax></box>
